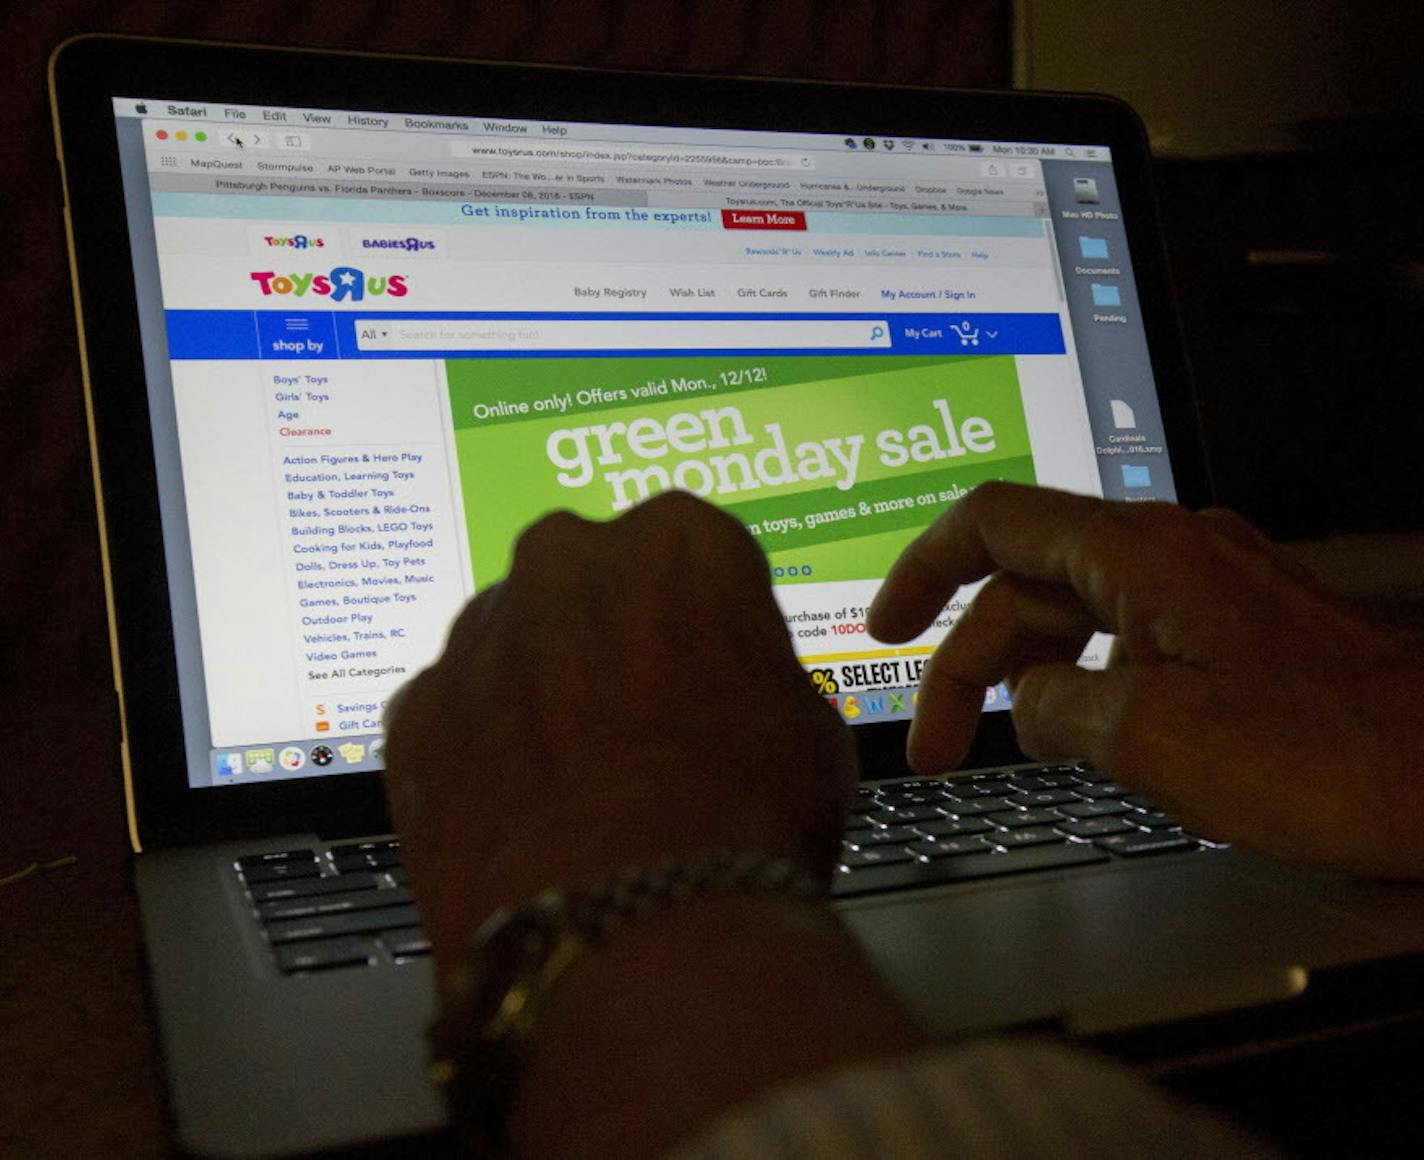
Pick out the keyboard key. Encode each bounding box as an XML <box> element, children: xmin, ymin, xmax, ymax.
<box><xmin>937</xmin><ymin>782</ymin><xmax>993</xmax><ymax>800</ymax></box>
<box><xmin>869</xmin><ymin>807</ymin><xmax>944</xmax><ymax>825</ymax></box>
<box><xmin>1129</xmin><ymin>809</ymin><xmax>1179</xmax><ymax>829</ymax></box>
<box><xmin>833</xmin><ymin>842</ymin><xmax>1110</xmax><ymax>898</ymax></box>
<box><xmin>1056</xmin><ymin>817</ymin><xmax>1138</xmax><ymax>839</ymax></box>
<box><xmin>873</xmin><ymin>792</ymin><xmax>939</xmax><ymax>808</ymax></box>
<box><xmin>847</xmin><ymin>826</ymin><xmax>918</xmax><ymax>848</ymax></box>
<box><xmin>1123</xmin><ymin>794</ymin><xmax>1157</xmax><ymax>809</ymax></box>
<box><xmin>332</xmin><ymin>849</ymin><xmax>402</xmax><ymax>873</ymax></box>
<box><xmin>266</xmin><ymin>904</ymin><xmax>422</xmax><ymax>944</ymax></box>
<box><xmin>329</xmin><ymin>839</ymin><xmax>399</xmax><ymax>856</ymax></box>
<box><xmin>962</xmin><ymin>779</ymin><xmax>1014</xmax><ymax>795</ymax></box>
<box><xmin>275</xmin><ymin>936</ymin><xmax>378</xmax><ymax>973</ymax></box>
<box><xmin>940</xmin><ymin>798</ymin><xmax>1013</xmax><ymax>817</ymax></box>
<box><xmin>912</xmin><ymin>817</ymin><xmax>992</xmax><ymax>838</ymax></box>
<box><xmin>909</xmin><ymin>836</ymin><xmax>994</xmax><ymax>859</ymax></box>
<box><xmin>241</xmin><ymin>860</ymin><xmax>322</xmax><ymax>884</ymax></box>
<box><xmin>238</xmin><ymin>849</ymin><xmax>314</xmax><ymax>869</ymax></box>
<box><xmin>1059</xmin><ymin>800</ymin><xmax>1133</xmax><ymax>819</ymax></box>
<box><xmin>1006</xmin><ymin>790</ymin><xmax>1079</xmax><ymax>809</ymax></box>
<box><xmin>311</xmin><ymin>886</ymin><xmax>414</xmax><ymax>917</ymax></box>
<box><xmin>991</xmin><ymin>827</ymin><xmax>1068</xmax><ymax>849</ymax></box>
<box><xmin>987</xmin><ymin>808</ymin><xmax>1064</xmax><ymax>828</ymax></box>
<box><xmin>1007</xmin><ymin>774</ymin><xmax>1078</xmax><ymax>792</ymax></box>
<box><xmin>382</xmin><ymin>927</ymin><xmax>432</xmax><ymax>958</ymax></box>
<box><xmin>256</xmin><ymin>884</ymin><xmax>405</xmax><ymax>925</ymax></box>
<box><xmin>248</xmin><ymin>872</ymin><xmax>379</xmax><ymax>902</ymax></box>
<box><xmin>258</xmin><ymin>898</ymin><xmax>321</xmax><ymax>922</ymax></box>
<box><xmin>1096</xmin><ymin>831</ymin><xmax>1197</xmax><ymax>857</ymax></box>
<box><xmin>840</xmin><ymin>847</ymin><xmax>916</xmax><ymax>869</ymax></box>
<box><xmin>1075</xmin><ymin>782</ymin><xmax>1130</xmax><ymax>799</ymax></box>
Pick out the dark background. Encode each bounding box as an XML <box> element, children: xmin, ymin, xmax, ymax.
<box><xmin>2</xmin><ymin>2</ymin><xmax>1421</xmax><ymax>1155</ymax></box>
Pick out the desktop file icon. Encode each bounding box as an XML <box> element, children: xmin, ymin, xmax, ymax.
<box><xmin>1078</xmin><ymin>236</ymin><xmax>1109</xmax><ymax>260</ymax></box>
<box><xmin>1091</xmin><ymin>283</ymin><xmax>1122</xmax><ymax>307</ymax></box>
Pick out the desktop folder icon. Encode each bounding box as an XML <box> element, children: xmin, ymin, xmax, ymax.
<box><xmin>1079</xmin><ymin>236</ymin><xmax>1109</xmax><ymax>260</ymax></box>
<box><xmin>1091</xmin><ymin>283</ymin><xmax>1122</xmax><ymax>307</ymax></box>
<box><xmin>1121</xmin><ymin>464</ymin><xmax>1152</xmax><ymax>488</ymax></box>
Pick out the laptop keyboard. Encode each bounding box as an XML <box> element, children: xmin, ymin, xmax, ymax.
<box><xmin>835</xmin><ymin>764</ymin><xmax>1222</xmax><ymax>897</ymax></box>
<box><xmin>237</xmin><ymin>842</ymin><xmax>426</xmax><ymax>973</ymax></box>
<box><xmin>235</xmin><ymin>764</ymin><xmax>1222</xmax><ymax>974</ymax></box>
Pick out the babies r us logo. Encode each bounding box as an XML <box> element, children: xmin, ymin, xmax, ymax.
<box><xmin>249</xmin><ymin>267</ymin><xmax>408</xmax><ymax>300</ymax></box>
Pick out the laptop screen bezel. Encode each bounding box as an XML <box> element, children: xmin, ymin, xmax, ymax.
<box><xmin>50</xmin><ymin>34</ymin><xmax>1211</xmax><ymax>849</ymax></box>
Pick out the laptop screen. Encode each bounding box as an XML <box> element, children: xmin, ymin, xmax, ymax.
<box><xmin>107</xmin><ymin>95</ymin><xmax>1175</xmax><ymax>789</ymax></box>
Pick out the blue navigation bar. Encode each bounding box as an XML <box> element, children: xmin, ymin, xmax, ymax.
<box><xmin>163</xmin><ymin>310</ymin><xmax>1066</xmax><ymax>360</ymax></box>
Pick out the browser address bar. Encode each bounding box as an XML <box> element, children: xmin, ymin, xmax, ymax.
<box><xmin>452</xmin><ymin>140</ymin><xmax>816</xmax><ymax>170</ymax></box>
<box><xmin>356</xmin><ymin>319</ymin><xmax>892</xmax><ymax>352</ymax></box>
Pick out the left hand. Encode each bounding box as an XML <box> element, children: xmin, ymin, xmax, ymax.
<box><xmin>383</xmin><ymin>492</ymin><xmax>857</xmax><ymax>966</ymax></box>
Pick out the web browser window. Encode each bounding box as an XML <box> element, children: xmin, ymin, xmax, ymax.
<box><xmin>110</xmin><ymin>98</ymin><xmax>1174</xmax><ymax>787</ymax></box>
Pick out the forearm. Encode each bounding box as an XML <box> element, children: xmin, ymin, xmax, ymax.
<box><xmin>504</xmin><ymin>893</ymin><xmax>927</xmax><ymax>1159</ymax></box>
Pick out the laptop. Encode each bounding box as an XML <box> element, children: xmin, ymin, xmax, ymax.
<box><xmin>50</xmin><ymin>34</ymin><xmax>1424</xmax><ymax>1158</ymax></box>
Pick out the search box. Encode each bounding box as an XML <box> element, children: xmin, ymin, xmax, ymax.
<box><xmin>356</xmin><ymin>319</ymin><xmax>892</xmax><ymax>352</ymax></box>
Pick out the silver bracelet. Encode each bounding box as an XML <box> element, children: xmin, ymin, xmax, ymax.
<box><xmin>430</xmin><ymin>851</ymin><xmax>826</xmax><ymax>1155</ymax></box>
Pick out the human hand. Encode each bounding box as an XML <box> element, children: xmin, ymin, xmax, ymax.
<box><xmin>867</xmin><ymin>482</ymin><xmax>1424</xmax><ymax>879</ymax></box>
<box><xmin>384</xmin><ymin>491</ymin><xmax>856</xmax><ymax>964</ymax></box>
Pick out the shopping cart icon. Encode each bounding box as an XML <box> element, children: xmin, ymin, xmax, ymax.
<box><xmin>948</xmin><ymin>321</ymin><xmax>980</xmax><ymax>347</ymax></box>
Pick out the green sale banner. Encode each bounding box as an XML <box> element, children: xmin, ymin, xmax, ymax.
<box><xmin>446</xmin><ymin>353</ymin><xmax>1037</xmax><ymax>588</ymax></box>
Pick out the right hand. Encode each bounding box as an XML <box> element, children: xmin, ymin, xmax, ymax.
<box><xmin>867</xmin><ymin>482</ymin><xmax>1424</xmax><ymax>879</ymax></box>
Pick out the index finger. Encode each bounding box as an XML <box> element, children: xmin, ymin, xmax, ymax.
<box><xmin>866</xmin><ymin>484</ymin><xmax>1101</xmax><ymax>642</ymax></box>
<box><xmin>865</xmin><ymin>483</ymin><xmax>1235</xmax><ymax>654</ymax></box>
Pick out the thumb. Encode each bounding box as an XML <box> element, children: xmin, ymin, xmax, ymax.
<box><xmin>1008</xmin><ymin>661</ymin><xmax>1210</xmax><ymax>778</ymax></box>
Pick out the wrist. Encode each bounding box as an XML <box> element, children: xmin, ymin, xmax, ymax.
<box><xmin>431</xmin><ymin>850</ymin><xmax>926</xmax><ymax>1160</ymax></box>
<box><xmin>425</xmin><ymin>806</ymin><xmax>846</xmax><ymax>966</ymax></box>
<box><xmin>507</xmin><ymin>890</ymin><xmax>924</xmax><ymax>1158</ymax></box>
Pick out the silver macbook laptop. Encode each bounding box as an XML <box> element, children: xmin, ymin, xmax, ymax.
<box><xmin>51</xmin><ymin>34</ymin><xmax>1424</xmax><ymax>1158</ymax></box>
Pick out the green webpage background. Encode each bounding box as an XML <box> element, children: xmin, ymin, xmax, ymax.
<box><xmin>447</xmin><ymin>354</ymin><xmax>1037</xmax><ymax>590</ymax></box>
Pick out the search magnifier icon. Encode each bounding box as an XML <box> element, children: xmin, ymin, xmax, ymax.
<box><xmin>869</xmin><ymin>325</ymin><xmax>885</xmax><ymax>342</ymax></box>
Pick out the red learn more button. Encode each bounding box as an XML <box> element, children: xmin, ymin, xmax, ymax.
<box><xmin>721</xmin><ymin>209</ymin><xmax>807</xmax><ymax>230</ymax></box>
